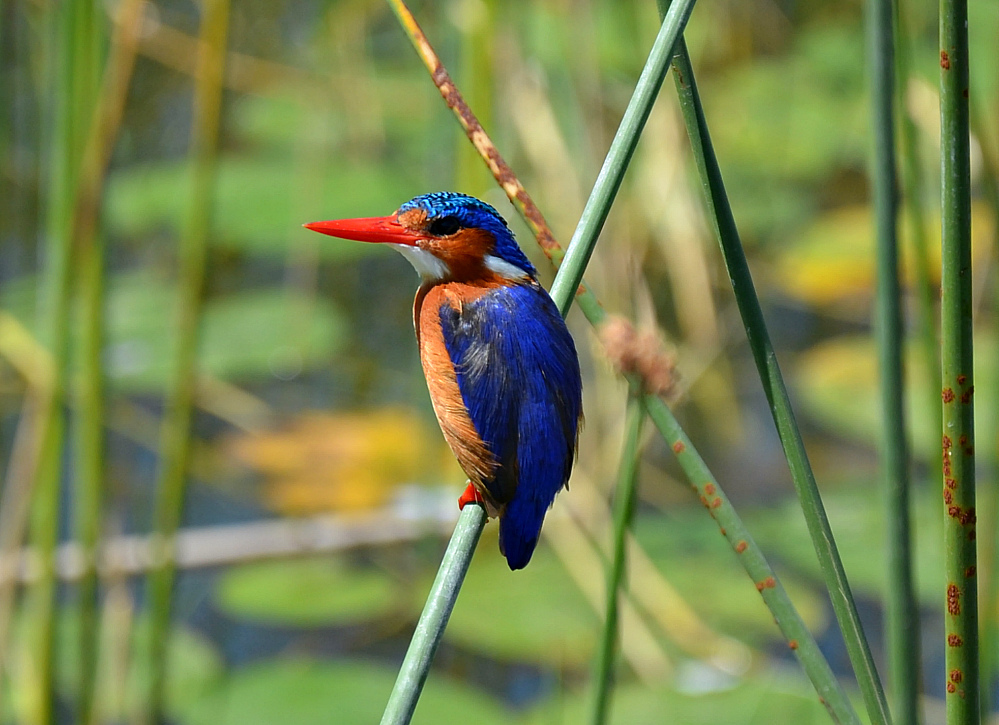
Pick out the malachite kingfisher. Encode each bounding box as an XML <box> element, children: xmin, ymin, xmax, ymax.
<box><xmin>305</xmin><ymin>192</ymin><xmax>582</xmax><ymax>569</ymax></box>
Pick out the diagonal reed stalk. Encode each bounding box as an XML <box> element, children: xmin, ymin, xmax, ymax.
<box><xmin>663</xmin><ymin>29</ymin><xmax>891</xmax><ymax>725</ymax></box>
<box><xmin>378</xmin><ymin>504</ymin><xmax>485</xmax><ymax>725</ymax></box>
<box><xmin>939</xmin><ymin>0</ymin><xmax>978</xmax><ymax>719</ymax></box>
<box><xmin>143</xmin><ymin>0</ymin><xmax>230</xmax><ymax>721</ymax></box>
<box><xmin>868</xmin><ymin>0</ymin><xmax>921</xmax><ymax>721</ymax></box>
<box><xmin>590</xmin><ymin>393</ymin><xmax>645</xmax><ymax>725</ymax></box>
<box><xmin>382</xmin><ymin>3</ymin><xmax>861</xmax><ymax>723</ymax></box>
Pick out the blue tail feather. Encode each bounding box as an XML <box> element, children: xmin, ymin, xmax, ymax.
<box><xmin>499</xmin><ymin>495</ymin><xmax>547</xmax><ymax>570</ymax></box>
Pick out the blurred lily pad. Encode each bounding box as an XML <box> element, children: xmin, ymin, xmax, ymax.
<box><xmin>794</xmin><ymin>333</ymin><xmax>997</xmax><ymax>461</ymax></box>
<box><xmin>9</xmin><ymin>608</ymin><xmax>223</xmax><ymax>725</ymax></box>
<box><xmin>216</xmin><ymin>556</ymin><xmax>405</xmax><ymax>627</ymax></box>
<box><xmin>1</xmin><ymin>271</ymin><xmax>345</xmax><ymax>391</ymax></box>
<box><xmin>225</xmin><ymin>409</ymin><xmax>461</xmax><ymax>514</ymax></box>
<box><xmin>104</xmin><ymin>155</ymin><xmax>419</xmax><ymax>257</ymax></box>
<box><xmin>180</xmin><ymin>658</ymin><xmax>516</xmax><ymax>725</ymax></box>
<box><xmin>773</xmin><ymin>202</ymin><xmax>995</xmax><ymax>310</ymax></box>
<box><xmin>525</xmin><ymin>671</ymin><xmax>838</xmax><ymax>725</ymax></box>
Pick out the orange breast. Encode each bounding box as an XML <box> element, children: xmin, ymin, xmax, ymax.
<box><xmin>414</xmin><ymin>283</ymin><xmax>501</xmax><ymax>514</ymax></box>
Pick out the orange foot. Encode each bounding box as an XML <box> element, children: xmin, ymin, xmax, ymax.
<box><xmin>458</xmin><ymin>482</ymin><xmax>484</xmax><ymax>510</ymax></box>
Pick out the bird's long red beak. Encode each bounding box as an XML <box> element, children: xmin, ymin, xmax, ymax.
<box><xmin>303</xmin><ymin>215</ymin><xmax>420</xmax><ymax>246</ymax></box>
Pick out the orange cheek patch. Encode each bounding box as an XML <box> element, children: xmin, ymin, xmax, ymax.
<box><xmin>429</xmin><ymin>228</ymin><xmax>499</xmax><ymax>282</ymax></box>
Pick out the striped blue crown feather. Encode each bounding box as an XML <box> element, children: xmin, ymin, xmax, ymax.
<box><xmin>399</xmin><ymin>192</ymin><xmax>537</xmax><ymax>278</ymax></box>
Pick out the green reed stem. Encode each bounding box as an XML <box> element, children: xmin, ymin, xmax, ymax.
<box><xmin>590</xmin><ymin>394</ymin><xmax>645</xmax><ymax>725</ymax></box>
<box><xmin>548</xmin><ymin>0</ymin><xmax>697</xmax><ymax>315</ymax></box>
<box><xmin>23</xmin><ymin>2</ymin><xmax>96</xmax><ymax>722</ymax></box>
<box><xmin>74</xmin><ymin>226</ymin><xmax>105</xmax><ymax>725</ymax></box>
<box><xmin>665</xmin><ymin>32</ymin><xmax>891</xmax><ymax>725</ymax></box>
<box><xmin>868</xmin><ymin>0</ymin><xmax>920</xmax><ymax>719</ymax></box>
<box><xmin>73</xmin><ymin>6</ymin><xmax>106</xmax><ymax>724</ymax></box>
<box><xmin>379</xmin><ymin>504</ymin><xmax>485</xmax><ymax>725</ymax></box>
<box><xmin>940</xmin><ymin>0</ymin><xmax>978</xmax><ymax>718</ymax></box>
<box><xmin>144</xmin><ymin>0</ymin><xmax>230</xmax><ymax>720</ymax></box>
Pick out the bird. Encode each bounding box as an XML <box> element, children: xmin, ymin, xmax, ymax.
<box><xmin>305</xmin><ymin>192</ymin><xmax>582</xmax><ymax>569</ymax></box>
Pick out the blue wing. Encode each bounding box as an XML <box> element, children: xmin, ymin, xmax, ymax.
<box><xmin>440</xmin><ymin>282</ymin><xmax>582</xmax><ymax>569</ymax></box>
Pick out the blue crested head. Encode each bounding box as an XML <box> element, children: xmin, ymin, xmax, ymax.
<box><xmin>398</xmin><ymin>192</ymin><xmax>537</xmax><ymax>278</ymax></box>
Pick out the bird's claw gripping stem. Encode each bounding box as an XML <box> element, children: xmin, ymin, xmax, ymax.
<box><xmin>458</xmin><ymin>482</ymin><xmax>484</xmax><ymax>510</ymax></box>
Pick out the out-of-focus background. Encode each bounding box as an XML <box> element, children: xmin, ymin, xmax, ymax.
<box><xmin>1</xmin><ymin>0</ymin><xmax>998</xmax><ymax>722</ymax></box>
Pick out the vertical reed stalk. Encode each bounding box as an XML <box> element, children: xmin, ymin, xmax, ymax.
<box><xmin>74</xmin><ymin>219</ymin><xmax>106</xmax><ymax>725</ymax></box>
<box><xmin>73</xmin><ymin>4</ymin><xmax>107</xmax><ymax>723</ymax></box>
<box><xmin>868</xmin><ymin>0</ymin><xmax>920</xmax><ymax>719</ymax></box>
<box><xmin>590</xmin><ymin>394</ymin><xmax>645</xmax><ymax>725</ymax></box>
<box><xmin>939</xmin><ymin>0</ymin><xmax>978</xmax><ymax>718</ymax></box>
<box><xmin>664</xmin><ymin>29</ymin><xmax>891</xmax><ymax>724</ymax></box>
<box><xmin>144</xmin><ymin>0</ymin><xmax>230</xmax><ymax>720</ymax></box>
<box><xmin>24</xmin><ymin>1</ymin><xmax>95</xmax><ymax>721</ymax></box>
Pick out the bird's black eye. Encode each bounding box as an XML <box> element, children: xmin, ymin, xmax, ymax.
<box><xmin>428</xmin><ymin>216</ymin><xmax>461</xmax><ymax>236</ymax></box>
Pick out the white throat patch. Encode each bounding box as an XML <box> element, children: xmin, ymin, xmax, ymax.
<box><xmin>484</xmin><ymin>254</ymin><xmax>528</xmax><ymax>280</ymax></box>
<box><xmin>391</xmin><ymin>244</ymin><xmax>450</xmax><ymax>282</ymax></box>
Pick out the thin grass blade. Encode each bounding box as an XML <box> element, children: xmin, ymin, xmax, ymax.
<box><xmin>71</xmin><ymin>0</ymin><xmax>145</xmax><ymax>720</ymax></box>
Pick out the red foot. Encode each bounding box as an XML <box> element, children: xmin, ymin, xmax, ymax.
<box><xmin>458</xmin><ymin>483</ymin><xmax>484</xmax><ymax>510</ymax></box>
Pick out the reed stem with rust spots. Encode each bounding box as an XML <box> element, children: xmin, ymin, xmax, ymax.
<box><xmin>939</xmin><ymin>0</ymin><xmax>978</xmax><ymax>718</ymax></box>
